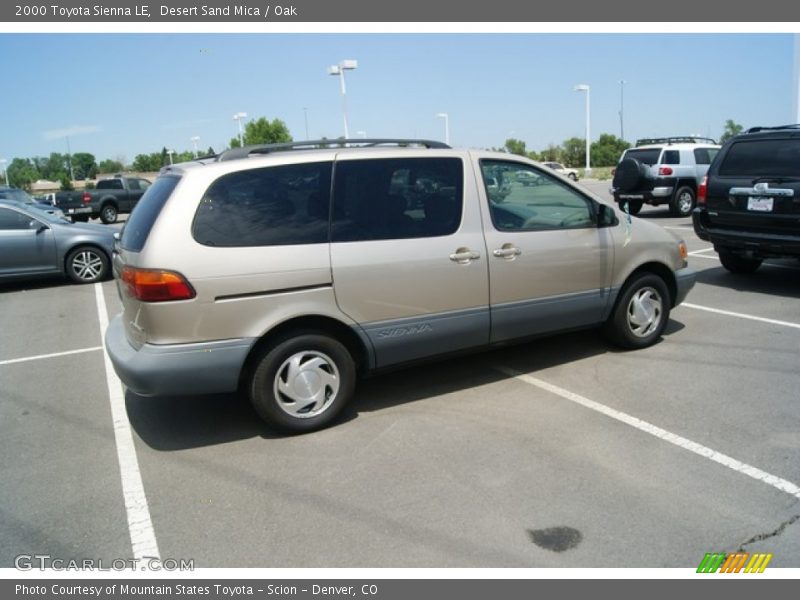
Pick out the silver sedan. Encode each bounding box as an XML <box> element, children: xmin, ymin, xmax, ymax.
<box><xmin>0</xmin><ymin>200</ymin><xmax>116</xmax><ymax>284</ymax></box>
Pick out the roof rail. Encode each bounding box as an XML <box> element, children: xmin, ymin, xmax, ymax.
<box><xmin>217</xmin><ymin>138</ymin><xmax>451</xmax><ymax>162</ymax></box>
<box><xmin>745</xmin><ymin>124</ymin><xmax>800</xmax><ymax>134</ymax></box>
<box><xmin>635</xmin><ymin>136</ymin><xmax>718</xmax><ymax>146</ymax></box>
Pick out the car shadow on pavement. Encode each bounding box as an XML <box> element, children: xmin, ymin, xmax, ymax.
<box><xmin>695</xmin><ymin>263</ymin><xmax>800</xmax><ymax>299</ymax></box>
<box><xmin>124</xmin><ymin>324</ymin><xmax>684</xmax><ymax>450</ymax></box>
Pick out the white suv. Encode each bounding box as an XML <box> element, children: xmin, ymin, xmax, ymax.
<box><xmin>611</xmin><ymin>137</ymin><xmax>721</xmax><ymax>217</ymax></box>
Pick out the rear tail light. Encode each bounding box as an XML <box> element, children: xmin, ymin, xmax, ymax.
<box><xmin>697</xmin><ymin>175</ymin><xmax>708</xmax><ymax>205</ymax></box>
<box><xmin>121</xmin><ymin>266</ymin><xmax>195</xmax><ymax>302</ymax></box>
<box><xmin>82</xmin><ymin>192</ymin><xmax>92</xmax><ymax>205</ymax></box>
<box><xmin>658</xmin><ymin>167</ymin><xmax>673</xmax><ymax>176</ymax></box>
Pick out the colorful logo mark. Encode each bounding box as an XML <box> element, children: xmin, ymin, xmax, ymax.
<box><xmin>697</xmin><ymin>552</ymin><xmax>773</xmax><ymax>573</ymax></box>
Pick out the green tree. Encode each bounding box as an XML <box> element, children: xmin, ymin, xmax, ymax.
<box><xmin>132</xmin><ymin>153</ymin><xmax>163</xmax><ymax>172</ymax></box>
<box><xmin>71</xmin><ymin>152</ymin><xmax>98</xmax><ymax>180</ymax></box>
<box><xmin>6</xmin><ymin>158</ymin><xmax>40</xmax><ymax>190</ymax></box>
<box><xmin>33</xmin><ymin>153</ymin><xmax>69</xmax><ymax>181</ymax></box>
<box><xmin>98</xmin><ymin>159</ymin><xmax>124</xmax><ymax>174</ymax></box>
<box><xmin>562</xmin><ymin>137</ymin><xmax>585</xmax><ymax>168</ymax></box>
<box><xmin>590</xmin><ymin>134</ymin><xmax>630</xmax><ymax>167</ymax></box>
<box><xmin>60</xmin><ymin>175</ymin><xmax>74</xmax><ymax>191</ymax></box>
<box><xmin>504</xmin><ymin>138</ymin><xmax>527</xmax><ymax>156</ymax></box>
<box><xmin>539</xmin><ymin>144</ymin><xmax>563</xmax><ymax>162</ymax></box>
<box><xmin>720</xmin><ymin>119</ymin><xmax>743</xmax><ymax>144</ymax></box>
<box><xmin>229</xmin><ymin>117</ymin><xmax>292</xmax><ymax>148</ymax></box>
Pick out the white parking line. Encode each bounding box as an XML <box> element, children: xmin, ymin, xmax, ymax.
<box><xmin>663</xmin><ymin>226</ymin><xmax>694</xmax><ymax>230</ymax></box>
<box><xmin>94</xmin><ymin>283</ymin><xmax>160</xmax><ymax>561</ymax></box>
<box><xmin>688</xmin><ymin>247</ymin><xmax>716</xmax><ymax>256</ymax></box>
<box><xmin>681</xmin><ymin>303</ymin><xmax>800</xmax><ymax>330</ymax></box>
<box><xmin>0</xmin><ymin>346</ymin><xmax>102</xmax><ymax>366</ymax></box>
<box><xmin>497</xmin><ymin>367</ymin><xmax>800</xmax><ymax>500</ymax></box>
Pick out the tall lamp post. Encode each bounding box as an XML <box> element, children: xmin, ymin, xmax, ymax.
<box><xmin>619</xmin><ymin>80</ymin><xmax>626</xmax><ymax>141</ymax></box>
<box><xmin>191</xmin><ymin>136</ymin><xmax>200</xmax><ymax>158</ymax></box>
<box><xmin>167</xmin><ymin>149</ymin><xmax>175</xmax><ymax>165</ymax></box>
<box><xmin>0</xmin><ymin>159</ymin><xmax>8</xmax><ymax>186</ymax></box>
<box><xmin>574</xmin><ymin>84</ymin><xmax>591</xmax><ymax>177</ymax></box>
<box><xmin>328</xmin><ymin>59</ymin><xmax>358</xmax><ymax>139</ymax></box>
<box><xmin>436</xmin><ymin>112</ymin><xmax>450</xmax><ymax>145</ymax></box>
<box><xmin>233</xmin><ymin>112</ymin><xmax>247</xmax><ymax>147</ymax></box>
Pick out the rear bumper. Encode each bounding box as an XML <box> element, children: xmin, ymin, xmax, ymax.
<box><xmin>105</xmin><ymin>314</ymin><xmax>254</xmax><ymax>397</ymax></box>
<box><xmin>674</xmin><ymin>266</ymin><xmax>696</xmax><ymax>307</ymax></box>
<box><xmin>612</xmin><ymin>186</ymin><xmax>674</xmax><ymax>205</ymax></box>
<box><xmin>692</xmin><ymin>210</ymin><xmax>800</xmax><ymax>258</ymax></box>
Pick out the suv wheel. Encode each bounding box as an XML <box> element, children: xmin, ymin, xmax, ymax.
<box><xmin>65</xmin><ymin>246</ymin><xmax>109</xmax><ymax>284</ymax></box>
<box><xmin>603</xmin><ymin>273</ymin><xmax>670</xmax><ymax>349</ymax></box>
<box><xmin>100</xmin><ymin>203</ymin><xmax>118</xmax><ymax>224</ymax></box>
<box><xmin>670</xmin><ymin>186</ymin><xmax>695</xmax><ymax>217</ymax></box>
<box><xmin>617</xmin><ymin>200</ymin><xmax>643</xmax><ymax>216</ymax></box>
<box><xmin>718</xmin><ymin>250</ymin><xmax>762</xmax><ymax>274</ymax></box>
<box><xmin>249</xmin><ymin>334</ymin><xmax>356</xmax><ymax>434</ymax></box>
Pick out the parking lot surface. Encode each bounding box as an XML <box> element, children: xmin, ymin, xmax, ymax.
<box><xmin>1</xmin><ymin>187</ymin><xmax>798</xmax><ymax>568</ymax></box>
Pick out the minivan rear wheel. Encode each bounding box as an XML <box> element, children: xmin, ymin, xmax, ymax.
<box><xmin>603</xmin><ymin>273</ymin><xmax>670</xmax><ymax>349</ymax></box>
<box><xmin>249</xmin><ymin>334</ymin><xmax>356</xmax><ymax>433</ymax></box>
<box><xmin>718</xmin><ymin>250</ymin><xmax>762</xmax><ymax>274</ymax></box>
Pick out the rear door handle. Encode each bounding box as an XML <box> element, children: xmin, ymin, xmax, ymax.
<box><xmin>449</xmin><ymin>247</ymin><xmax>481</xmax><ymax>264</ymax></box>
<box><xmin>493</xmin><ymin>244</ymin><xmax>522</xmax><ymax>259</ymax></box>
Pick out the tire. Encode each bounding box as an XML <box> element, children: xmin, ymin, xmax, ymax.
<box><xmin>718</xmin><ymin>250</ymin><xmax>762</xmax><ymax>274</ymax></box>
<box><xmin>613</xmin><ymin>158</ymin><xmax>646</xmax><ymax>192</ymax></box>
<box><xmin>617</xmin><ymin>199</ymin><xmax>643</xmax><ymax>216</ymax></box>
<box><xmin>670</xmin><ymin>185</ymin><xmax>695</xmax><ymax>217</ymax></box>
<box><xmin>603</xmin><ymin>273</ymin><xmax>670</xmax><ymax>349</ymax></box>
<box><xmin>71</xmin><ymin>215</ymin><xmax>89</xmax><ymax>223</ymax></box>
<box><xmin>568</xmin><ymin>172</ymin><xmax>578</xmax><ymax>181</ymax></box>
<box><xmin>249</xmin><ymin>334</ymin><xmax>356</xmax><ymax>434</ymax></box>
<box><xmin>65</xmin><ymin>246</ymin><xmax>110</xmax><ymax>284</ymax></box>
<box><xmin>100</xmin><ymin>203</ymin><xmax>118</xmax><ymax>224</ymax></box>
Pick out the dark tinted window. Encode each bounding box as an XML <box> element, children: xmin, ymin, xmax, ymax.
<box><xmin>97</xmin><ymin>179</ymin><xmax>124</xmax><ymax>190</ymax></box>
<box><xmin>624</xmin><ymin>148</ymin><xmax>661</xmax><ymax>165</ymax></box>
<box><xmin>0</xmin><ymin>207</ymin><xmax>35</xmax><ymax>230</ymax></box>
<box><xmin>126</xmin><ymin>179</ymin><xmax>141</xmax><ymax>191</ymax></box>
<box><xmin>0</xmin><ymin>188</ymin><xmax>30</xmax><ymax>202</ymax></box>
<box><xmin>192</xmin><ymin>162</ymin><xmax>332</xmax><ymax>247</ymax></box>
<box><xmin>331</xmin><ymin>157</ymin><xmax>463</xmax><ymax>242</ymax></box>
<box><xmin>693</xmin><ymin>148</ymin><xmax>719</xmax><ymax>165</ymax></box>
<box><xmin>719</xmin><ymin>139</ymin><xmax>800</xmax><ymax>177</ymax></box>
<box><xmin>662</xmin><ymin>150</ymin><xmax>680</xmax><ymax>165</ymax></box>
<box><xmin>121</xmin><ymin>176</ymin><xmax>180</xmax><ymax>252</ymax></box>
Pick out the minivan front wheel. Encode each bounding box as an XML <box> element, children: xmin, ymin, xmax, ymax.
<box><xmin>249</xmin><ymin>334</ymin><xmax>356</xmax><ymax>433</ymax></box>
<box><xmin>604</xmin><ymin>273</ymin><xmax>670</xmax><ymax>349</ymax></box>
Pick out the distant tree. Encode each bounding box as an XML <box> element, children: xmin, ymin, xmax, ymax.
<box><xmin>132</xmin><ymin>153</ymin><xmax>163</xmax><ymax>172</ymax></box>
<box><xmin>720</xmin><ymin>119</ymin><xmax>744</xmax><ymax>144</ymax></box>
<box><xmin>6</xmin><ymin>158</ymin><xmax>40</xmax><ymax>189</ymax></box>
<box><xmin>59</xmin><ymin>175</ymin><xmax>74</xmax><ymax>191</ymax></box>
<box><xmin>98</xmin><ymin>159</ymin><xmax>124</xmax><ymax>174</ymax></box>
<box><xmin>71</xmin><ymin>152</ymin><xmax>98</xmax><ymax>180</ymax></box>
<box><xmin>33</xmin><ymin>153</ymin><xmax>69</xmax><ymax>181</ymax></box>
<box><xmin>562</xmin><ymin>137</ymin><xmax>585</xmax><ymax>168</ymax></box>
<box><xmin>205</xmin><ymin>146</ymin><xmax>216</xmax><ymax>156</ymax></box>
<box><xmin>590</xmin><ymin>134</ymin><xmax>630</xmax><ymax>167</ymax></box>
<box><xmin>230</xmin><ymin>117</ymin><xmax>292</xmax><ymax>148</ymax></box>
<box><xmin>539</xmin><ymin>144</ymin><xmax>563</xmax><ymax>162</ymax></box>
<box><xmin>504</xmin><ymin>138</ymin><xmax>527</xmax><ymax>156</ymax></box>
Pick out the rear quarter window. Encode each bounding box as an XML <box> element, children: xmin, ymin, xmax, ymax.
<box><xmin>120</xmin><ymin>176</ymin><xmax>180</xmax><ymax>252</ymax></box>
<box><xmin>623</xmin><ymin>148</ymin><xmax>661</xmax><ymax>165</ymax></box>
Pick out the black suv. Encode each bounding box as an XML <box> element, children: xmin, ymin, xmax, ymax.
<box><xmin>692</xmin><ymin>125</ymin><xmax>800</xmax><ymax>274</ymax></box>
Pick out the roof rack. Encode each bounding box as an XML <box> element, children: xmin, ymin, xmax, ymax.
<box><xmin>635</xmin><ymin>136</ymin><xmax>717</xmax><ymax>146</ymax></box>
<box><xmin>745</xmin><ymin>124</ymin><xmax>800</xmax><ymax>134</ymax></box>
<box><xmin>217</xmin><ymin>138</ymin><xmax>451</xmax><ymax>162</ymax></box>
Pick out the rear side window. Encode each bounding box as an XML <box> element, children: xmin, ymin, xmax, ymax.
<box><xmin>331</xmin><ymin>157</ymin><xmax>463</xmax><ymax>242</ymax></box>
<box><xmin>0</xmin><ymin>207</ymin><xmax>33</xmax><ymax>230</ymax></box>
<box><xmin>693</xmin><ymin>148</ymin><xmax>719</xmax><ymax>165</ymax></box>
<box><xmin>718</xmin><ymin>139</ymin><xmax>800</xmax><ymax>177</ymax></box>
<box><xmin>624</xmin><ymin>148</ymin><xmax>661</xmax><ymax>165</ymax></box>
<box><xmin>661</xmin><ymin>150</ymin><xmax>680</xmax><ymax>165</ymax></box>
<box><xmin>97</xmin><ymin>179</ymin><xmax>124</xmax><ymax>190</ymax></box>
<box><xmin>192</xmin><ymin>162</ymin><xmax>332</xmax><ymax>247</ymax></box>
<box><xmin>121</xmin><ymin>176</ymin><xmax>180</xmax><ymax>252</ymax></box>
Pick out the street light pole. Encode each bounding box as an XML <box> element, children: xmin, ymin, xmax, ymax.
<box><xmin>619</xmin><ymin>80</ymin><xmax>626</xmax><ymax>141</ymax></box>
<box><xmin>574</xmin><ymin>84</ymin><xmax>591</xmax><ymax>177</ymax></box>
<box><xmin>328</xmin><ymin>59</ymin><xmax>358</xmax><ymax>139</ymax></box>
<box><xmin>436</xmin><ymin>112</ymin><xmax>450</xmax><ymax>145</ymax></box>
<box><xmin>191</xmin><ymin>136</ymin><xmax>200</xmax><ymax>158</ymax></box>
<box><xmin>167</xmin><ymin>149</ymin><xmax>175</xmax><ymax>165</ymax></box>
<box><xmin>233</xmin><ymin>112</ymin><xmax>247</xmax><ymax>147</ymax></box>
<box><xmin>303</xmin><ymin>107</ymin><xmax>309</xmax><ymax>139</ymax></box>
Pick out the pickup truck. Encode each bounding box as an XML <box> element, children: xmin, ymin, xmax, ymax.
<box><xmin>54</xmin><ymin>176</ymin><xmax>151</xmax><ymax>224</ymax></box>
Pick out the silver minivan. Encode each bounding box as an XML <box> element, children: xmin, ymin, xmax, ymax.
<box><xmin>106</xmin><ymin>140</ymin><xmax>695</xmax><ymax>433</ymax></box>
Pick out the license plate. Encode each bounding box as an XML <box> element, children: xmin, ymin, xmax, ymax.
<box><xmin>747</xmin><ymin>197</ymin><xmax>773</xmax><ymax>212</ymax></box>
<box><xmin>67</xmin><ymin>208</ymin><xmax>75</xmax><ymax>214</ymax></box>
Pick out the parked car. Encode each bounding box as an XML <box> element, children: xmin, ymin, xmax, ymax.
<box><xmin>105</xmin><ymin>139</ymin><xmax>695</xmax><ymax>434</ymax></box>
<box><xmin>53</xmin><ymin>176</ymin><xmax>151</xmax><ymax>224</ymax></box>
<box><xmin>0</xmin><ymin>186</ymin><xmax>66</xmax><ymax>219</ymax></box>
<box><xmin>611</xmin><ymin>137</ymin><xmax>721</xmax><ymax>217</ymax></box>
<box><xmin>0</xmin><ymin>199</ymin><xmax>114</xmax><ymax>284</ymax></box>
<box><xmin>693</xmin><ymin>124</ymin><xmax>800</xmax><ymax>273</ymax></box>
<box><xmin>542</xmin><ymin>161</ymin><xmax>579</xmax><ymax>181</ymax></box>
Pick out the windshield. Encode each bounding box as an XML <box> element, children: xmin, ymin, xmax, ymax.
<box><xmin>719</xmin><ymin>139</ymin><xmax>800</xmax><ymax>177</ymax></box>
<box><xmin>0</xmin><ymin>188</ymin><xmax>34</xmax><ymax>202</ymax></box>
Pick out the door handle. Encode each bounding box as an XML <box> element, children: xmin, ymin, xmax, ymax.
<box><xmin>449</xmin><ymin>247</ymin><xmax>480</xmax><ymax>264</ymax></box>
<box><xmin>493</xmin><ymin>244</ymin><xmax>522</xmax><ymax>259</ymax></box>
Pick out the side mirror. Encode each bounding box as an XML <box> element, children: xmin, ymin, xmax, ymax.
<box><xmin>597</xmin><ymin>203</ymin><xmax>618</xmax><ymax>228</ymax></box>
<box><xmin>29</xmin><ymin>220</ymin><xmax>48</xmax><ymax>233</ymax></box>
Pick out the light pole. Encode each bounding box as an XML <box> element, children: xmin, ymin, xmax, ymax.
<box><xmin>436</xmin><ymin>112</ymin><xmax>450</xmax><ymax>145</ymax></box>
<box><xmin>65</xmin><ymin>135</ymin><xmax>75</xmax><ymax>182</ymax></box>
<box><xmin>574</xmin><ymin>84</ymin><xmax>591</xmax><ymax>177</ymax></box>
<box><xmin>328</xmin><ymin>59</ymin><xmax>358</xmax><ymax>139</ymax></box>
<box><xmin>619</xmin><ymin>80</ymin><xmax>626</xmax><ymax>141</ymax></box>
<box><xmin>233</xmin><ymin>111</ymin><xmax>247</xmax><ymax>147</ymax></box>
<box><xmin>167</xmin><ymin>149</ymin><xmax>175</xmax><ymax>165</ymax></box>
<box><xmin>191</xmin><ymin>136</ymin><xmax>200</xmax><ymax>158</ymax></box>
<box><xmin>0</xmin><ymin>159</ymin><xmax>8</xmax><ymax>186</ymax></box>
<box><xmin>303</xmin><ymin>107</ymin><xmax>309</xmax><ymax>139</ymax></box>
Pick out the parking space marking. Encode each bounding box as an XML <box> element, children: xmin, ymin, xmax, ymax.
<box><xmin>688</xmin><ymin>247</ymin><xmax>716</xmax><ymax>256</ymax></box>
<box><xmin>94</xmin><ymin>283</ymin><xmax>160</xmax><ymax>561</ymax></box>
<box><xmin>681</xmin><ymin>303</ymin><xmax>800</xmax><ymax>330</ymax></box>
<box><xmin>0</xmin><ymin>346</ymin><xmax>102</xmax><ymax>366</ymax></box>
<box><xmin>496</xmin><ymin>367</ymin><xmax>800</xmax><ymax>500</ymax></box>
<box><xmin>663</xmin><ymin>225</ymin><xmax>694</xmax><ymax>230</ymax></box>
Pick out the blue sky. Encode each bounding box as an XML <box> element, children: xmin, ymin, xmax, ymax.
<box><xmin>0</xmin><ymin>33</ymin><xmax>794</xmax><ymax>164</ymax></box>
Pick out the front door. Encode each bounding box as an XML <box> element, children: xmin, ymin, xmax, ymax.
<box><xmin>0</xmin><ymin>207</ymin><xmax>58</xmax><ymax>276</ymax></box>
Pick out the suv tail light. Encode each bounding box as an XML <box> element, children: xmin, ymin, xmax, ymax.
<box><xmin>121</xmin><ymin>266</ymin><xmax>195</xmax><ymax>302</ymax></box>
<box><xmin>82</xmin><ymin>192</ymin><xmax>92</xmax><ymax>205</ymax></box>
<box><xmin>658</xmin><ymin>167</ymin><xmax>673</xmax><ymax>176</ymax></box>
<box><xmin>697</xmin><ymin>175</ymin><xmax>708</xmax><ymax>205</ymax></box>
